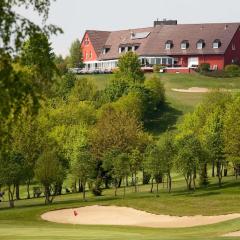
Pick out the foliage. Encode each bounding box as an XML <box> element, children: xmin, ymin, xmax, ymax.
<box><xmin>144</xmin><ymin>74</ymin><xmax>165</xmax><ymax>109</ymax></box>
<box><xmin>103</xmin><ymin>150</ymin><xmax>130</xmax><ymax>196</ymax></box>
<box><xmin>116</xmin><ymin>52</ymin><xmax>144</xmax><ymax>83</ymax></box>
<box><xmin>175</xmin><ymin>133</ymin><xmax>205</xmax><ymax>190</ymax></box>
<box><xmin>224</xmin><ymin>64</ymin><xmax>240</xmax><ymax>77</ymax></box>
<box><xmin>198</xmin><ymin>63</ymin><xmax>210</xmax><ymax>72</ymax></box>
<box><xmin>69</xmin><ymin>39</ymin><xmax>84</xmax><ymax>68</ymax></box>
<box><xmin>34</xmin><ymin>143</ymin><xmax>65</xmax><ymax>204</ymax></box>
<box><xmin>69</xmin><ymin>77</ymin><xmax>97</xmax><ymax>102</ymax></box>
<box><xmin>99</xmin><ymin>78</ymin><xmax>129</xmax><ymax>104</ymax></box>
<box><xmin>223</xmin><ymin>95</ymin><xmax>240</xmax><ymax>177</ymax></box>
<box><xmin>90</xmin><ymin>106</ymin><xmax>143</xmax><ymax>159</ymax></box>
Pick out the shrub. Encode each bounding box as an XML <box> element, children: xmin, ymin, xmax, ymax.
<box><xmin>198</xmin><ymin>63</ymin><xmax>210</xmax><ymax>72</ymax></box>
<box><xmin>225</xmin><ymin>64</ymin><xmax>240</xmax><ymax>72</ymax></box>
<box><xmin>153</xmin><ymin>64</ymin><xmax>161</xmax><ymax>73</ymax></box>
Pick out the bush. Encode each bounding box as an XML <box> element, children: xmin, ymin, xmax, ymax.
<box><xmin>198</xmin><ymin>63</ymin><xmax>210</xmax><ymax>72</ymax></box>
<box><xmin>224</xmin><ymin>64</ymin><xmax>240</xmax><ymax>73</ymax></box>
<box><xmin>153</xmin><ymin>64</ymin><xmax>161</xmax><ymax>73</ymax></box>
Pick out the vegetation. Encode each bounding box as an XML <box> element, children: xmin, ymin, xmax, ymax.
<box><xmin>1</xmin><ymin>2</ymin><xmax>240</xmax><ymax>239</ymax></box>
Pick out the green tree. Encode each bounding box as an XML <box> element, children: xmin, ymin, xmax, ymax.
<box><xmin>35</xmin><ymin>143</ymin><xmax>65</xmax><ymax>204</ymax></box>
<box><xmin>144</xmin><ymin>75</ymin><xmax>165</xmax><ymax>109</ymax></box>
<box><xmin>103</xmin><ymin>150</ymin><xmax>130</xmax><ymax>197</ymax></box>
<box><xmin>71</xmin><ymin>148</ymin><xmax>95</xmax><ymax>200</ymax></box>
<box><xmin>0</xmin><ymin>152</ymin><xmax>25</xmax><ymax>207</ymax></box>
<box><xmin>69</xmin><ymin>39</ymin><xmax>84</xmax><ymax>68</ymax></box>
<box><xmin>157</xmin><ymin>132</ymin><xmax>175</xmax><ymax>192</ymax></box>
<box><xmin>175</xmin><ymin>133</ymin><xmax>204</xmax><ymax>190</ymax></box>
<box><xmin>223</xmin><ymin>96</ymin><xmax>240</xmax><ymax>178</ymax></box>
<box><xmin>144</xmin><ymin>144</ymin><xmax>163</xmax><ymax>194</ymax></box>
<box><xmin>116</xmin><ymin>52</ymin><xmax>144</xmax><ymax>83</ymax></box>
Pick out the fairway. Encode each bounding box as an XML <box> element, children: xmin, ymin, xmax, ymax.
<box><xmin>0</xmin><ymin>175</ymin><xmax>240</xmax><ymax>240</ymax></box>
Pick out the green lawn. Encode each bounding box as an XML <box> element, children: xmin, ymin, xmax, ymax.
<box><xmin>0</xmin><ymin>176</ymin><xmax>240</xmax><ymax>240</ymax></box>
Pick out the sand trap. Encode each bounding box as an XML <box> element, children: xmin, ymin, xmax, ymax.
<box><xmin>172</xmin><ymin>87</ymin><xmax>209</xmax><ymax>93</ymax></box>
<box><xmin>223</xmin><ymin>231</ymin><xmax>240</xmax><ymax>237</ymax></box>
<box><xmin>41</xmin><ymin>205</ymin><xmax>240</xmax><ymax>228</ymax></box>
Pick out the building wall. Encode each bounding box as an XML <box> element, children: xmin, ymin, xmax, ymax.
<box><xmin>224</xmin><ymin>27</ymin><xmax>240</xmax><ymax>66</ymax></box>
<box><xmin>81</xmin><ymin>32</ymin><xmax>98</xmax><ymax>62</ymax></box>
<box><xmin>199</xmin><ymin>55</ymin><xmax>225</xmax><ymax>70</ymax></box>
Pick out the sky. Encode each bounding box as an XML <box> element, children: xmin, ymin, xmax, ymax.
<box><xmin>19</xmin><ymin>0</ymin><xmax>240</xmax><ymax>56</ymax></box>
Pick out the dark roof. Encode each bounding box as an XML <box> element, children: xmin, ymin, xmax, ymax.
<box><xmin>84</xmin><ymin>23</ymin><xmax>240</xmax><ymax>60</ymax></box>
<box><xmin>86</xmin><ymin>30</ymin><xmax>111</xmax><ymax>57</ymax></box>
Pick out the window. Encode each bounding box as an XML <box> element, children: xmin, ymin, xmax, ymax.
<box><xmin>197</xmin><ymin>39</ymin><xmax>205</xmax><ymax>49</ymax></box>
<box><xmin>86</xmin><ymin>52</ymin><xmax>88</xmax><ymax>59</ymax></box>
<box><xmin>134</xmin><ymin>45</ymin><xmax>139</xmax><ymax>51</ymax></box>
<box><xmin>127</xmin><ymin>46</ymin><xmax>132</xmax><ymax>52</ymax></box>
<box><xmin>89</xmin><ymin>51</ymin><xmax>92</xmax><ymax>59</ymax></box>
<box><xmin>84</xmin><ymin>38</ymin><xmax>89</xmax><ymax>45</ymax></box>
<box><xmin>119</xmin><ymin>47</ymin><xmax>125</xmax><ymax>53</ymax></box>
<box><xmin>181</xmin><ymin>40</ymin><xmax>189</xmax><ymax>50</ymax></box>
<box><xmin>213</xmin><ymin>39</ymin><xmax>221</xmax><ymax>49</ymax></box>
<box><xmin>232</xmin><ymin>44</ymin><xmax>236</xmax><ymax>50</ymax></box>
<box><xmin>165</xmin><ymin>40</ymin><xmax>173</xmax><ymax>50</ymax></box>
<box><xmin>103</xmin><ymin>47</ymin><xmax>110</xmax><ymax>54</ymax></box>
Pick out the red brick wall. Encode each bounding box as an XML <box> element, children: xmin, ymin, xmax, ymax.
<box><xmin>81</xmin><ymin>32</ymin><xmax>98</xmax><ymax>62</ymax></box>
<box><xmin>224</xmin><ymin>27</ymin><xmax>240</xmax><ymax>66</ymax></box>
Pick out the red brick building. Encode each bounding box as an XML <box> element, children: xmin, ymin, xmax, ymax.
<box><xmin>80</xmin><ymin>20</ymin><xmax>240</xmax><ymax>73</ymax></box>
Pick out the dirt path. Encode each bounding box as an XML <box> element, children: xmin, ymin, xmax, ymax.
<box><xmin>41</xmin><ymin>205</ymin><xmax>240</xmax><ymax>228</ymax></box>
<box><xmin>223</xmin><ymin>231</ymin><xmax>240</xmax><ymax>237</ymax></box>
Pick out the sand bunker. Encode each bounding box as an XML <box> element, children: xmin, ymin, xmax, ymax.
<box><xmin>223</xmin><ymin>231</ymin><xmax>240</xmax><ymax>237</ymax></box>
<box><xmin>41</xmin><ymin>205</ymin><xmax>240</xmax><ymax>228</ymax></box>
<box><xmin>172</xmin><ymin>87</ymin><xmax>209</xmax><ymax>93</ymax></box>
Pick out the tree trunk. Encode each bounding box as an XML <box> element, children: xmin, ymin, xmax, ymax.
<box><xmin>168</xmin><ymin>173</ymin><xmax>172</xmax><ymax>193</ymax></box>
<box><xmin>26</xmin><ymin>179</ymin><xmax>31</xmax><ymax>199</ymax></box>
<box><xmin>212</xmin><ymin>161</ymin><xmax>215</xmax><ymax>177</ymax></box>
<box><xmin>15</xmin><ymin>182</ymin><xmax>20</xmax><ymax>200</ymax></box>
<box><xmin>82</xmin><ymin>181</ymin><xmax>86</xmax><ymax>201</ymax></box>
<box><xmin>8</xmin><ymin>186</ymin><xmax>15</xmax><ymax>208</ymax></box>
<box><xmin>134</xmin><ymin>172</ymin><xmax>137</xmax><ymax>192</ymax></box>
<box><xmin>123</xmin><ymin>186</ymin><xmax>126</xmax><ymax>199</ymax></box>
<box><xmin>78</xmin><ymin>179</ymin><xmax>83</xmax><ymax>193</ymax></box>
<box><xmin>150</xmin><ymin>178</ymin><xmax>154</xmax><ymax>193</ymax></box>
<box><xmin>44</xmin><ymin>185</ymin><xmax>52</xmax><ymax>205</ymax></box>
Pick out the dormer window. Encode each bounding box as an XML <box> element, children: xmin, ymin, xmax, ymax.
<box><xmin>119</xmin><ymin>47</ymin><xmax>125</xmax><ymax>53</ymax></box>
<box><xmin>165</xmin><ymin>40</ymin><xmax>173</xmax><ymax>50</ymax></box>
<box><xmin>197</xmin><ymin>39</ymin><xmax>205</xmax><ymax>49</ymax></box>
<box><xmin>213</xmin><ymin>39</ymin><xmax>221</xmax><ymax>49</ymax></box>
<box><xmin>181</xmin><ymin>40</ymin><xmax>189</xmax><ymax>50</ymax></box>
<box><xmin>103</xmin><ymin>47</ymin><xmax>110</xmax><ymax>55</ymax></box>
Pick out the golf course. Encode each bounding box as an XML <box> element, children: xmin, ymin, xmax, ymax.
<box><xmin>1</xmin><ymin>73</ymin><xmax>240</xmax><ymax>240</ymax></box>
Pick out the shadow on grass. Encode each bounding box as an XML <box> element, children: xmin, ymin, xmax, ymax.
<box><xmin>144</xmin><ymin>103</ymin><xmax>183</xmax><ymax>136</ymax></box>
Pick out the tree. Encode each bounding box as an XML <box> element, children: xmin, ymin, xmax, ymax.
<box><xmin>35</xmin><ymin>143</ymin><xmax>65</xmax><ymax>204</ymax></box>
<box><xmin>157</xmin><ymin>132</ymin><xmax>175</xmax><ymax>192</ymax></box>
<box><xmin>69</xmin><ymin>39</ymin><xmax>84</xmax><ymax>68</ymax></box>
<box><xmin>116</xmin><ymin>52</ymin><xmax>144</xmax><ymax>83</ymax></box>
<box><xmin>144</xmin><ymin>75</ymin><xmax>165</xmax><ymax>109</ymax></box>
<box><xmin>103</xmin><ymin>150</ymin><xmax>130</xmax><ymax>197</ymax></box>
<box><xmin>223</xmin><ymin>96</ymin><xmax>240</xmax><ymax>178</ymax></box>
<box><xmin>129</xmin><ymin>148</ymin><xmax>142</xmax><ymax>192</ymax></box>
<box><xmin>144</xmin><ymin>144</ymin><xmax>163</xmax><ymax>194</ymax></box>
<box><xmin>0</xmin><ymin>152</ymin><xmax>25</xmax><ymax>207</ymax></box>
<box><xmin>0</xmin><ymin>0</ymin><xmax>61</xmax><ymax>123</ymax></box>
<box><xmin>20</xmin><ymin>32</ymin><xmax>57</xmax><ymax>95</ymax></box>
<box><xmin>203</xmin><ymin>107</ymin><xmax>225</xmax><ymax>187</ymax></box>
<box><xmin>175</xmin><ymin>133</ymin><xmax>204</xmax><ymax>190</ymax></box>
<box><xmin>71</xmin><ymin>148</ymin><xmax>95</xmax><ymax>200</ymax></box>
<box><xmin>90</xmin><ymin>106</ymin><xmax>143</xmax><ymax>159</ymax></box>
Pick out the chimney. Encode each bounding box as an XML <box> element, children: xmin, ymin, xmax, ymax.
<box><xmin>154</xmin><ymin>19</ymin><xmax>178</xmax><ymax>27</ymax></box>
<box><xmin>225</xmin><ymin>24</ymin><xmax>229</xmax><ymax>30</ymax></box>
<box><xmin>130</xmin><ymin>31</ymin><xmax>135</xmax><ymax>39</ymax></box>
